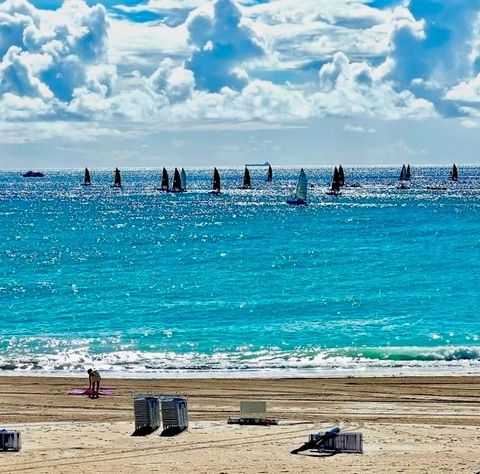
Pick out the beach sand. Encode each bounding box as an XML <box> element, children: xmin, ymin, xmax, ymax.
<box><xmin>1</xmin><ymin>375</ymin><xmax>480</xmax><ymax>473</ymax></box>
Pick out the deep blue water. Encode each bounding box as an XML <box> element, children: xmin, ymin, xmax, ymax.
<box><xmin>1</xmin><ymin>167</ymin><xmax>480</xmax><ymax>376</ymax></box>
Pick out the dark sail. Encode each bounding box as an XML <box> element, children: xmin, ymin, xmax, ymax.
<box><xmin>338</xmin><ymin>165</ymin><xmax>345</xmax><ymax>186</ymax></box>
<box><xmin>406</xmin><ymin>164</ymin><xmax>411</xmax><ymax>180</ymax></box>
<box><xmin>84</xmin><ymin>168</ymin><xmax>91</xmax><ymax>185</ymax></box>
<box><xmin>113</xmin><ymin>168</ymin><xmax>121</xmax><ymax>187</ymax></box>
<box><xmin>172</xmin><ymin>168</ymin><xmax>182</xmax><ymax>191</ymax></box>
<box><xmin>212</xmin><ymin>167</ymin><xmax>221</xmax><ymax>193</ymax></box>
<box><xmin>180</xmin><ymin>168</ymin><xmax>187</xmax><ymax>191</ymax></box>
<box><xmin>331</xmin><ymin>167</ymin><xmax>341</xmax><ymax>192</ymax></box>
<box><xmin>451</xmin><ymin>164</ymin><xmax>458</xmax><ymax>181</ymax></box>
<box><xmin>242</xmin><ymin>167</ymin><xmax>251</xmax><ymax>189</ymax></box>
<box><xmin>267</xmin><ymin>165</ymin><xmax>273</xmax><ymax>182</ymax></box>
<box><xmin>399</xmin><ymin>164</ymin><xmax>406</xmax><ymax>181</ymax></box>
<box><xmin>161</xmin><ymin>167</ymin><xmax>169</xmax><ymax>191</ymax></box>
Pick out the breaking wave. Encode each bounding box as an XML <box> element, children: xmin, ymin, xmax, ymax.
<box><xmin>1</xmin><ymin>343</ymin><xmax>480</xmax><ymax>377</ymax></box>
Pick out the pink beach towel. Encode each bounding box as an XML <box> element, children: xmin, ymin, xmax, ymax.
<box><xmin>69</xmin><ymin>387</ymin><xmax>116</xmax><ymax>396</ymax></box>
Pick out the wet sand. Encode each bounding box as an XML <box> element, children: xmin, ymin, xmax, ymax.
<box><xmin>1</xmin><ymin>375</ymin><xmax>480</xmax><ymax>473</ymax></box>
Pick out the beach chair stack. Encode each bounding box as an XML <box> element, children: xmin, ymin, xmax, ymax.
<box><xmin>0</xmin><ymin>429</ymin><xmax>21</xmax><ymax>452</ymax></box>
<box><xmin>310</xmin><ymin>431</ymin><xmax>363</xmax><ymax>453</ymax></box>
<box><xmin>134</xmin><ymin>396</ymin><xmax>161</xmax><ymax>432</ymax></box>
<box><xmin>160</xmin><ymin>396</ymin><xmax>189</xmax><ymax>434</ymax></box>
<box><xmin>228</xmin><ymin>400</ymin><xmax>278</xmax><ymax>426</ymax></box>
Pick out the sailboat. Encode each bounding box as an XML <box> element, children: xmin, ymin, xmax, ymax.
<box><xmin>287</xmin><ymin>169</ymin><xmax>307</xmax><ymax>205</ymax></box>
<box><xmin>212</xmin><ymin>167</ymin><xmax>221</xmax><ymax>194</ymax></box>
<box><xmin>112</xmin><ymin>168</ymin><xmax>122</xmax><ymax>188</ymax></box>
<box><xmin>405</xmin><ymin>164</ymin><xmax>411</xmax><ymax>180</ymax></box>
<box><xmin>450</xmin><ymin>164</ymin><xmax>459</xmax><ymax>181</ymax></box>
<box><xmin>158</xmin><ymin>167</ymin><xmax>169</xmax><ymax>191</ymax></box>
<box><xmin>82</xmin><ymin>167</ymin><xmax>91</xmax><ymax>186</ymax></box>
<box><xmin>338</xmin><ymin>165</ymin><xmax>345</xmax><ymax>186</ymax></box>
<box><xmin>267</xmin><ymin>165</ymin><xmax>273</xmax><ymax>182</ymax></box>
<box><xmin>171</xmin><ymin>168</ymin><xmax>183</xmax><ymax>192</ymax></box>
<box><xmin>180</xmin><ymin>168</ymin><xmax>187</xmax><ymax>191</ymax></box>
<box><xmin>241</xmin><ymin>167</ymin><xmax>251</xmax><ymax>189</ymax></box>
<box><xmin>326</xmin><ymin>167</ymin><xmax>341</xmax><ymax>195</ymax></box>
<box><xmin>398</xmin><ymin>164</ymin><xmax>409</xmax><ymax>189</ymax></box>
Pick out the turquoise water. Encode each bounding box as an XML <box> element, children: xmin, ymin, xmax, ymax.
<box><xmin>1</xmin><ymin>167</ymin><xmax>480</xmax><ymax>376</ymax></box>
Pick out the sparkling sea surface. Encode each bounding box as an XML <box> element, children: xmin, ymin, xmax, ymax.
<box><xmin>1</xmin><ymin>167</ymin><xmax>480</xmax><ymax>377</ymax></box>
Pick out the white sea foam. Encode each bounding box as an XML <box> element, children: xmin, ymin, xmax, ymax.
<box><xmin>1</xmin><ymin>344</ymin><xmax>480</xmax><ymax>378</ymax></box>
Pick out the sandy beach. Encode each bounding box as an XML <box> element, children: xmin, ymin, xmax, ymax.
<box><xmin>0</xmin><ymin>375</ymin><xmax>479</xmax><ymax>473</ymax></box>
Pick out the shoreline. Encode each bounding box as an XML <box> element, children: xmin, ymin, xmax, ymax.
<box><xmin>1</xmin><ymin>364</ymin><xmax>480</xmax><ymax>379</ymax></box>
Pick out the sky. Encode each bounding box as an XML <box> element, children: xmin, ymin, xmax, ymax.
<box><xmin>1</xmin><ymin>0</ymin><xmax>480</xmax><ymax>167</ymax></box>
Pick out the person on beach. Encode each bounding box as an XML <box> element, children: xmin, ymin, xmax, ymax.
<box><xmin>87</xmin><ymin>368</ymin><xmax>101</xmax><ymax>398</ymax></box>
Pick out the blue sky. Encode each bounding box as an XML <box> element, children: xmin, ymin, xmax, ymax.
<box><xmin>1</xmin><ymin>0</ymin><xmax>480</xmax><ymax>167</ymax></box>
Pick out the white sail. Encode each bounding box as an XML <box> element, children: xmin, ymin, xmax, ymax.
<box><xmin>295</xmin><ymin>169</ymin><xmax>307</xmax><ymax>201</ymax></box>
<box><xmin>180</xmin><ymin>168</ymin><xmax>187</xmax><ymax>190</ymax></box>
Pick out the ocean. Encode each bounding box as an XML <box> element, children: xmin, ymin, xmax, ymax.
<box><xmin>1</xmin><ymin>166</ymin><xmax>479</xmax><ymax>377</ymax></box>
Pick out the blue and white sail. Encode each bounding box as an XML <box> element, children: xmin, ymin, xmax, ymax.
<box><xmin>296</xmin><ymin>169</ymin><xmax>307</xmax><ymax>201</ymax></box>
<box><xmin>287</xmin><ymin>169</ymin><xmax>307</xmax><ymax>205</ymax></box>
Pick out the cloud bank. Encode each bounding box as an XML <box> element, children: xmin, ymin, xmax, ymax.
<box><xmin>2</xmin><ymin>0</ymin><xmax>480</xmax><ymax>142</ymax></box>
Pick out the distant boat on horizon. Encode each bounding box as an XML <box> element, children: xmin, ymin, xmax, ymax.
<box><xmin>112</xmin><ymin>168</ymin><xmax>122</xmax><ymax>188</ymax></box>
<box><xmin>327</xmin><ymin>167</ymin><xmax>341</xmax><ymax>195</ymax></box>
<box><xmin>82</xmin><ymin>168</ymin><xmax>91</xmax><ymax>186</ymax></box>
<box><xmin>450</xmin><ymin>164</ymin><xmax>459</xmax><ymax>181</ymax></box>
<box><xmin>241</xmin><ymin>167</ymin><xmax>251</xmax><ymax>189</ymax></box>
<box><xmin>22</xmin><ymin>171</ymin><xmax>44</xmax><ymax>178</ymax></box>
<box><xmin>180</xmin><ymin>168</ymin><xmax>187</xmax><ymax>191</ymax></box>
<box><xmin>171</xmin><ymin>168</ymin><xmax>184</xmax><ymax>192</ymax></box>
<box><xmin>267</xmin><ymin>165</ymin><xmax>273</xmax><ymax>182</ymax></box>
<box><xmin>287</xmin><ymin>169</ymin><xmax>307</xmax><ymax>205</ymax></box>
<box><xmin>338</xmin><ymin>165</ymin><xmax>345</xmax><ymax>186</ymax></box>
<box><xmin>158</xmin><ymin>167</ymin><xmax>169</xmax><ymax>191</ymax></box>
<box><xmin>212</xmin><ymin>167</ymin><xmax>221</xmax><ymax>194</ymax></box>
<box><xmin>245</xmin><ymin>162</ymin><xmax>270</xmax><ymax>167</ymax></box>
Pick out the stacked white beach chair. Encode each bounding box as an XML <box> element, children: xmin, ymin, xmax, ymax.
<box><xmin>291</xmin><ymin>427</ymin><xmax>363</xmax><ymax>455</ymax></box>
<box><xmin>160</xmin><ymin>396</ymin><xmax>189</xmax><ymax>433</ymax></box>
<box><xmin>133</xmin><ymin>395</ymin><xmax>188</xmax><ymax>435</ymax></box>
<box><xmin>134</xmin><ymin>396</ymin><xmax>161</xmax><ymax>432</ymax></box>
<box><xmin>0</xmin><ymin>429</ymin><xmax>21</xmax><ymax>452</ymax></box>
<box><xmin>310</xmin><ymin>431</ymin><xmax>363</xmax><ymax>453</ymax></box>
